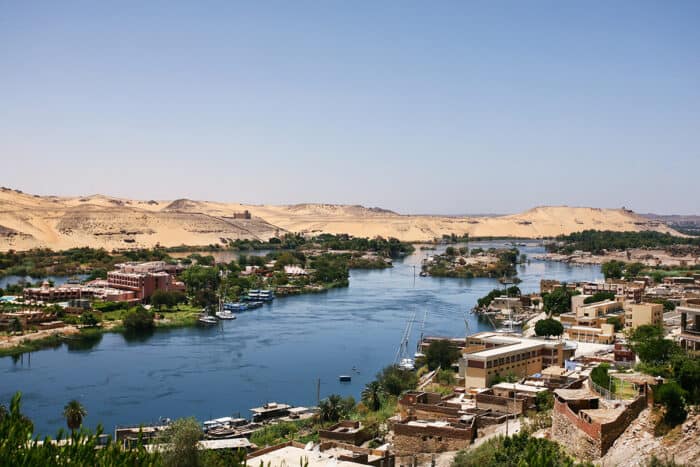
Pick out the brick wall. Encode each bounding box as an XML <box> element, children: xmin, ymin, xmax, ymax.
<box><xmin>392</xmin><ymin>422</ymin><xmax>474</xmax><ymax>455</ymax></box>
<box><xmin>475</xmin><ymin>393</ymin><xmax>533</xmax><ymax>415</ymax></box>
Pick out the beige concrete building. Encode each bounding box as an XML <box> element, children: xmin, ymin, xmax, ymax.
<box><xmin>623</xmin><ymin>302</ymin><xmax>663</xmax><ymax>330</ymax></box>
<box><xmin>566</xmin><ymin>323</ymin><xmax>615</xmax><ymax>344</ymax></box>
<box><xmin>460</xmin><ymin>333</ymin><xmax>575</xmax><ymax>389</ymax></box>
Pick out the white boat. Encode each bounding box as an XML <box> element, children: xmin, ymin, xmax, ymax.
<box><xmin>215</xmin><ymin>311</ymin><xmax>237</xmax><ymax>320</ymax></box>
<box><xmin>198</xmin><ymin>314</ymin><xmax>218</xmax><ymax>326</ymax></box>
<box><xmin>399</xmin><ymin>358</ymin><xmax>415</xmax><ymax>371</ymax></box>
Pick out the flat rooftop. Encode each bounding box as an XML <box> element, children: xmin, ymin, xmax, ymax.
<box><xmin>249</xmin><ymin>446</ymin><xmax>366</xmax><ymax>467</ymax></box>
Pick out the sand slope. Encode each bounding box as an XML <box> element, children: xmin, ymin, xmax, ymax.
<box><xmin>0</xmin><ymin>188</ymin><xmax>678</xmax><ymax>251</ymax></box>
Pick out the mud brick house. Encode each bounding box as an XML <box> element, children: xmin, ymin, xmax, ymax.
<box><xmin>319</xmin><ymin>421</ymin><xmax>373</xmax><ymax>446</ymax></box>
<box><xmin>551</xmin><ymin>387</ymin><xmax>649</xmax><ymax>460</ymax></box>
<box><xmin>475</xmin><ymin>382</ymin><xmax>547</xmax><ymax>415</ymax></box>
<box><xmin>392</xmin><ymin>416</ymin><xmax>476</xmax><ymax>455</ymax></box>
<box><xmin>398</xmin><ymin>392</ymin><xmax>463</xmax><ymax>419</ymax></box>
<box><xmin>248</xmin><ymin>441</ymin><xmax>394</xmax><ymax>467</ymax></box>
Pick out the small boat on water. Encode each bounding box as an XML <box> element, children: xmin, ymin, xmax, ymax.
<box><xmin>246</xmin><ymin>300</ymin><xmax>264</xmax><ymax>309</ymax></box>
<box><xmin>215</xmin><ymin>310</ymin><xmax>237</xmax><ymax>320</ymax></box>
<box><xmin>339</xmin><ymin>375</ymin><xmax>352</xmax><ymax>382</ymax></box>
<box><xmin>197</xmin><ymin>314</ymin><xmax>218</xmax><ymax>326</ymax></box>
<box><xmin>224</xmin><ymin>302</ymin><xmax>248</xmax><ymax>311</ymax></box>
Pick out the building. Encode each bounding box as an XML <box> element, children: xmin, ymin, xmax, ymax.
<box><xmin>581</xmin><ymin>280</ymin><xmax>645</xmax><ymax>303</ymax></box>
<box><xmin>319</xmin><ymin>421</ymin><xmax>373</xmax><ymax>446</ymax></box>
<box><xmin>106</xmin><ymin>270</ymin><xmax>184</xmax><ymax>301</ymax></box>
<box><xmin>678</xmin><ymin>299</ymin><xmax>700</xmax><ymax>351</ymax></box>
<box><xmin>551</xmin><ymin>387</ymin><xmax>648</xmax><ymax>460</ymax></box>
<box><xmin>391</xmin><ymin>416</ymin><xmax>476</xmax><ymax>455</ymax></box>
<box><xmin>247</xmin><ymin>441</ymin><xmax>394</xmax><ymax>467</ymax></box>
<box><xmin>566</xmin><ymin>323</ymin><xmax>615</xmax><ymax>344</ymax></box>
<box><xmin>232</xmin><ymin>210</ymin><xmax>252</xmax><ymax>220</ymax></box>
<box><xmin>474</xmin><ymin>383</ymin><xmax>547</xmax><ymax>415</ymax></box>
<box><xmin>460</xmin><ymin>333</ymin><xmax>576</xmax><ymax>389</ymax></box>
<box><xmin>623</xmin><ymin>302</ymin><xmax>663</xmax><ymax>330</ymax></box>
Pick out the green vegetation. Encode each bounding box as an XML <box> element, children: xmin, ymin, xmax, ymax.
<box><xmin>361</xmin><ymin>381</ymin><xmax>385</xmax><ymax>412</ymax></box>
<box><xmin>606</xmin><ymin>316</ymin><xmax>623</xmax><ymax>332</ymax></box>
<box><xmin>548</xmin><ymin>230</ymin><xmax>700</xmax><ymax>255</ymax></box>
<box><xmin>584</xmin><ymin>291</ymin><xmax>616</xmax><ymax>304</ymax></box>
<box><xmin>476</xmin><ymin>286</ymin><xmax>521</xmax><ymax>308</ymax></box>
<box><xmin>590</xmin><ymin>363</ymin><xmax>615</xmax><ymax>392</ymax></box>
<box><xmin>426</xmin><ymin>248</ymin><xmax>519</xmax><ymax>279</ymax></box>
<box><xmin>123</xmin><ymin>307</ymin><xmax>156</xmax><ymax>331</ymax></box>
<box><xmin>318</xmin><ymin>394</ymin><xmax>356</xmax><ymax>423</ymax></box>
<box><xmin>375</xmin><ymin>364</ymin><xmax>418</xmax><ymax>396</ymax></box>
<box><xmin>0</xmin><ymin>392</ymin><xmax>161</xmax><ymax>465</ymax></box>
<box><xmin>303</xmin><ymin>234</ymin><xmax>414</xmax><ymax>258</ymax></box>
<box><xmin>0</xmin><ymin>246</ymin><xmax>172</xmax><ymax>279</ymax></box>
<box><xmin>452</xmin><ymin>431</ymin><xmax>590</xmax><ymax>467</ymax></box>
<box><xmin>542</xmin><ymin>286</ymin><xmax>579</xmax><ymax>315</ymax></box>
<box><xmin>627</xmin><ymin>324</ymin><xmax>700</xmax><ymax>427</ymax></box>
<box><xmin>424</xmin><ymin>339</ymin><xmax>461</xmax><ymax>370</ymax></box>
<box><xmin>534</xmin><ymin>318</ymin><xmax>564</xmax><ymax>338</ymax></box>
<box><xmin>63</xmin><ymin>400</ymin><xmax>87</xmax><ymax>432</ymax></box>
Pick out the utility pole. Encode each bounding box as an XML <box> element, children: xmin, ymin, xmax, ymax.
<box><xmin>316</xmin><ymin>378</ymin><xmax>321</xmax><ymax>406</ymax></box>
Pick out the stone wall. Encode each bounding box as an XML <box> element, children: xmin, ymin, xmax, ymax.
<box><xmin>392</xmin><ymin>422</ymin><xmax>474</xmax><ymax>456</ymax></box>
<box><xmin>475</xmin><ymin>392</ymin><xmax>533</xmax><ymax>415</ymax></box>
<box><xmin>552</xmin><ymin>394</ymin><xmax>648</xmax><ymax>461</ymax></box>
<box><xmin>319</xmin><ymin>421</ymin><xmax>372</xmax><ymax>446</ymax></box>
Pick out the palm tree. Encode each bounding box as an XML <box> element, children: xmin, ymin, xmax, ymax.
<box><xmin>63</xmin><ymin>400</ymin><xmax>87</xmax><ymax>432</ymax></box>
<box><xmin>318</xmin><ymin>394</ymin><xmax>343</xmax><ymax>422</ymax></box>
<box><xmin>361</xmin><ymin>381</ymin><xmax>385</xmax><ymax>412</ymax></box>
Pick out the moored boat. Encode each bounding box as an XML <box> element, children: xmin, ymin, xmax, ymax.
<box><xmin>215</xmin><ymin>310</ymin><xmax>237</xmax><ymax>320</ymax></box>
<box><xmin>197</xmin><ymin>314</ymin><xmax>218</xmax><ymax>326</ymax></box>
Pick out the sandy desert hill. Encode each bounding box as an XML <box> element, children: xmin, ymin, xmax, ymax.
<box><xmin>0</xmin><ymin>187</ymin><xmax>679</xmax><ymax>251</ymax></box>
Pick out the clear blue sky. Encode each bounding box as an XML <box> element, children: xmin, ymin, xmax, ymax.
<box><xmin>1</xmin><ymin>1</ymin><xmax>699</xmax><ymax>214</ymax></box>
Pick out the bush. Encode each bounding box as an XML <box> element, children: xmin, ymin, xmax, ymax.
<box><xmin>80</xmin><ymin>312</ymin><xmax>100</xmax><ymax>327</ymax></box>
<box><xmin>376</xmin><ymin>365</ymin><xmax>417</xmax><ymax>396</ymax></box>
<box><xmin>656</xmin><ymin>382</ymin><xmax>687</xmax><ymax>427</ymax></box>
<box><xmin>122</xmin><ymin>307</ymin><xmax>155</xmax><ymax>331</ymax></box>
<box><xmin>435</xmin><ymin>369</ymin><xmax>456</xmax><ymax>386</ymax></box>
<box><xmin>425</xmin><ymin>340</ymin><xmax>461</xmax><ymax>370</ymax></box>
<box><xmin>534</xmin><ymin>318</ymin><xmax>564</xmax><ymax>337</ymax></box>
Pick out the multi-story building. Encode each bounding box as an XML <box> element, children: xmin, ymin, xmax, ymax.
<box><xmin>679</xmin><ymin>299</ymin><xmax>700</xmax><ymax>352</ymax></box>
<box><xmin>460</xmin><ymin>333</ymin><xmax>576</xmax><ymax>389</ymax></box>
<box><xmin>623</xmin><ymin>302</ymin><xmax>663</xmax><ymax>330</ymax></box>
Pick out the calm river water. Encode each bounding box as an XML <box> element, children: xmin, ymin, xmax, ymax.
<box><xmin>0</xmin><ymin>242</ymin><xmax>601</xmax><ymax>436</ymax></box>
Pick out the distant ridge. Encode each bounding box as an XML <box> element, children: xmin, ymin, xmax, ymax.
<box><xmin>0</xmin><ymin>187</ymin><xmax>681</xmax><ymax>251</ymax></box>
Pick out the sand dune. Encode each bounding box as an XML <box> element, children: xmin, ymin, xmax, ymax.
<box><xmin>0</xmin><ymin>188</ymin><xmax>679</xmax><ymax>251</ymax></box>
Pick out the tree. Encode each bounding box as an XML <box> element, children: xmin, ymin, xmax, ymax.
<box><xmin>671</xmin><ymin>355</ymin><xmax>700</xmax><ymax>404</ymax></box>
<box><xmin>319</xmin><ymin>394</ymin><xmax>351</xmax><ymax>423</ymax></box>
<box><xmin>590</xmin><ymin>363</ymin><xmax>614</xmax><ymax>391</ymax></box>
<box><xmin>542</xmin><ymin>287</ymin><xmax>576</xmax><ymax>315</ymax></box>
<box><xmin>584</xmin><ymin>291</ymin><xmax>615</xmax><ymax>304</ymax></box>
<box><xmin>656</xmin><ymin>382</ymin><xmax>687</xmax><ymax>427</ymax></box>
<box><xmin>181</xmin><ymin>265</ymin><xmax>221</xmax><ymax>308</ymax></box>
<box><xmin>624</xmin><ymin>262</ymin><xmax>645</xmax><ymax>278</ymax></box>
<box><xmin>376</xmin><ymin>365</ymin><xmax>418</xmax><ymax>396</ymax></box>
<box><xmin>601</xmin><ymin>260</ymin><xmax>625</xmax><ymax>279</ymax></box>
<box><xmin>628</xmin><ymin>325</ymin><xmax>680</xmax><ymax>366</ymax></box>
<box><xmin>80</xmin><ymin>311</ymin><xmax>100</xmax><ymax>327</ymax></box>
<box><xmin>63</xmin><ymin>399</ymin><xmax>87</xmax><ymax>432</ymax></box>
<box><xmin>9</xmin><ymin>317</ymin><xmax>22</xmax><ymax>333</ymax></box>
<box><xmin>151</xmin><ymin>290</ymin><xmax>174</xmax><ymax>310</ymax></box>
<box><xmin>161</xmin><ymin>417</ymin><xmax>203</xmax><ymax>467</ymax></box>
<box><xmin>534</xmin><ymin>318</ymin><xmax>564</xmax><ymax>338</ymax></box>
<box><xmin>361</xmin><ymin>381</ymin><xmax>385</xmax><ymax>411</ymax></box>
<box><xmin>123</xmin><ymin>307</ymin><xmax>155</xmax><ymax>331</ymax></box>
<box><xmin>425</xmin><ymin>340</ymin><xmax>461</xmax><ymax>370</ymax></box>
<box><xmin>606</xmin><ymin>316</ymin><xmax>623</xmax><ymax>332</ymax></box>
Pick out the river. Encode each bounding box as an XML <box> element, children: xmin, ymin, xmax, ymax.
<box><xmin>0</xmin><ymin>242</ymin><xmax>601</xmax><ymax>436</ymax></box>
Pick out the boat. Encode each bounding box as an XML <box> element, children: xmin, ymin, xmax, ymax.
<box><xmin>339</xmin><ymin>375</ymin><xmax>352</xmax><ymax>382</ymax></box>
<box><xmin>245</xmin><ymin>289</ymin><xmax>274</xmax><ymax>302</ymax></box>
<box><xmin>215</xmin><ymin>310</ymin><xmax>237</xmax><ymax>320</ymax></box>
<box><xmin>246</xmin><ymin>301</ymin><xmax>264</xmax><ymax>309</ymax></box>
<box><xmin>197</xmin><ymin>314</ymin><xmax>218</xmax><ymax>326</ymax></box>
<box><xmin>224</xmin><ymin>302</ymin><xmax>248</xmax><ymax>311</ymax></box>
<box><xmin>399</xmin><ymin>358</ymin><xmax>415</xmax><ymax>371</ymax></box>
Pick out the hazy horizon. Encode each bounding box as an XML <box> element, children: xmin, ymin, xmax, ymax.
<box><xmin>2</xmin><ymin>2</ymin><xmax>699</xmax><ymax>215</ymax></box>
